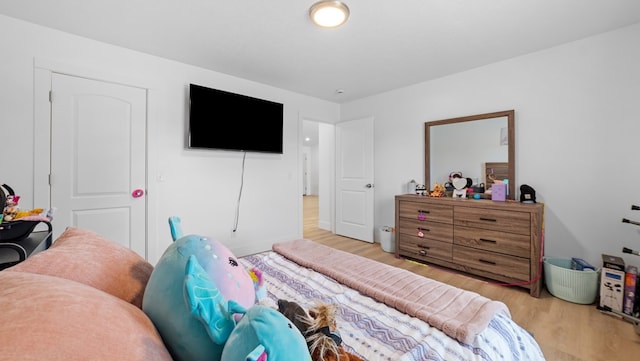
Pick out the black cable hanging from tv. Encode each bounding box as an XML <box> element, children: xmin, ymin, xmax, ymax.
<box><xmin>232</xmin><ymin>152</ymin><xmax>247</xmax><ymax>233</ymax></box>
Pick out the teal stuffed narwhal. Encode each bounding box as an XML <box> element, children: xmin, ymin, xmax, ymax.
<box><xmin>143</xmin><ymin>217</ymin><xmax>257</xmax><ymax>361</ymax></box>
<box><xmin>221</xmin><ymin>305</ymin><xmax>312</xmax><ymax>361</ymax></box>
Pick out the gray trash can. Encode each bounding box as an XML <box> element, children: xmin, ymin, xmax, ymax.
<box><xmin>378</xmin><ymin>226</ymin><xmax>395</xmax><ymax>253</ymax></box>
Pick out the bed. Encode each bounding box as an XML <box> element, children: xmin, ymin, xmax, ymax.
<box><xmin>240</xmin><ymin>239</ymin><xmax>544</xmax><ymax>361</ymax></box>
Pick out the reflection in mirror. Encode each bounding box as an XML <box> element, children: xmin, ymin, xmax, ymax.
<box><xmin>425</xmin><ymin>110</ymin><xmax>515</xmax><ymax>199</ymax></box>
<box><xmin>430</xmin><ymin>117</ymin><xmax>507</xmax><ymax>184</ymax></box>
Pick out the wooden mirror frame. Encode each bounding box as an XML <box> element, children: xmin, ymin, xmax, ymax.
<box><xmin>425</xmin><ymin>109</ymin><xmax>515</xmax><ymax>199</ymax></box>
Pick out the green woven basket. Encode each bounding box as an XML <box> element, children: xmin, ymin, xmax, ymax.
<box><xmin>544</xmin><ymin>257</ymin><xmax>600</xmax><ymax>304</ymax></box>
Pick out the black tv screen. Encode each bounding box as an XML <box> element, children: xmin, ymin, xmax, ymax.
<box><xmin>188</xmin><ymin>84</ymin><xmax>284</xmax><ymax>154</ymax></box>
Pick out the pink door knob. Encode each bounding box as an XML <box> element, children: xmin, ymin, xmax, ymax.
<box><xmin>132</xmin><ymin>189</ymin><xmax>145</xmax><ymax>198</ymax></box>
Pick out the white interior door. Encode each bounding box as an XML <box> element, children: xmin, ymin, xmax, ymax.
<box><xmin>50</xmin><ymin>73</ymin><xmax>147</xmax><ymax>256</ymax></box>
<box><xmin>335</xmin><ymin>117</ymin><xmax>374</xmax><ymax>242</ymax></box>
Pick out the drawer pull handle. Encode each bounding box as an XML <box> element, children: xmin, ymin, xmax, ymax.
<box><xmin>479</xmin><ymin>217</ymin><xmax>497</xmax><ymax>222</ymax></box>
<box><xmin>417</xmin><ymin>227</ymin><xmax>429</xmax><ymax>238</ymax></box>
<box><xmin>479</xmin><ymin>238</ymin><xmax>497</xmax><ymax>244</ymax></box>
<box><xmin>419</xmin><ymin>250</ymin><xmax>427</xmax><ymax>256</ymax></box>
<box><xmin>417</xmin><ymin>210</ymin><xmax>429</xmax><ymax>221</ymax></box>
<box><xmin>479</xmin><ymin>259</ymin><xmax>496</xmax><ymax>265</ymax></box>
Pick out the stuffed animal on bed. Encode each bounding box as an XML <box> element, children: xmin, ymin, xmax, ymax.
<box><xmin>277</xmin><ymin>299</ymin><xmax>310</xmax><ymax>334</ymax></box>
<box><xmin>183</xmin><ymin>255</ymin><xmax>309</xmax><ymax>361</ymax></box>
<box><xmin>277</xmin><ymin>299</ymin><xmax>365</xmax><ymax>361</ymax></box>
<box><xmin>142</xmin><ymin>217</ymin><xmax>259</xmax><ymax>361</ymax></box>
<box><xmin>221</xmin><ymin>305</ymin><xmax>312</xmax><ymax>361</ymax></box>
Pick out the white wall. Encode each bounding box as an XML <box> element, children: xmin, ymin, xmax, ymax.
<box><xmin>5</xmin><ymin>13</ymin><xmax>640</xmax><ymax>268</ymax></box>
<box><xmin>342</xmin><ymin>23</ymin><xmax>640</xmax><ymax>267</ymax></box>
<box><xmin>0</xmin><ymin>15</ymin><xmax>340</xmax><ymax>263</ymax></box>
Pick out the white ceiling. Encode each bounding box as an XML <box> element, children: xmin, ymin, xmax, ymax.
<box><xmin>1</xmin><ymin>0</ymin><xmax>640</xmax><ymax>103</ymax></box>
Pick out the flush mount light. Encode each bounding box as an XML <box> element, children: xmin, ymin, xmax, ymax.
<box><xmin>309</xmin><ymin>1</ymin><xmax>350</xmax><ymax>28</ymax></box>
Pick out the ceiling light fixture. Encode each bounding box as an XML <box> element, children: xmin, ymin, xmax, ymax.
<box><xmin>309</xmin><ymin>1</ymin><xmax>350</xmax><ymax>28</ymax></box>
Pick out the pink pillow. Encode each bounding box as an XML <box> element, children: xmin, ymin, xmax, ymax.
<box><xmin>0</xmin><ymin>271</ymin><xmax>172</xmax><ymax>360</ymax></box>
<box><xmin>9</xmin><ymin>227</ymin><xmax>153</xmax><ymax>308</ymax></box>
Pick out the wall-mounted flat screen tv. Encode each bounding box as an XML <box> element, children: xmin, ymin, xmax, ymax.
<box><xmin>188</xmin><ymin>84</ymin><xmax>284</xmax><ymax>154</ymax></box>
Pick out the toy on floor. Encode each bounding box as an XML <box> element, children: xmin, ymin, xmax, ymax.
<box><xmin>277</xmin><ymin>299</ymin><xmax>364</xmax><ymax>361</ymax></box>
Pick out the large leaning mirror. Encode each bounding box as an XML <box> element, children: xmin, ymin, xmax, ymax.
<box><xmin>425</xmin><ymin>110</ymin><xmax>515</xmax><ymax>199</ymax></box>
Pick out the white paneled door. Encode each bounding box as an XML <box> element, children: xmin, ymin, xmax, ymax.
<box><xmin>50</xmin><ymin>73</ymin><xmax>147</xmax><ymax>257</ymax></box>
<box><xmin>335</xmin><ymin>117</ymin><xmax>374</xmax><ymax>243</ymax></box>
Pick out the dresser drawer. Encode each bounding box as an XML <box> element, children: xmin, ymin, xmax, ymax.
<box><xmin>398</xmin><ymin>234</ymin><xmax>453</xmax><ymax>262</ymax></box>
<box><xmin>398</xmin><ymin>201</ymin><xmax>453</xmax><ymax>224</ymax></box>
<box><xmin>395</xmin><ymin>195</ymin><xmax>544</xmax><ymax>297</ymax></box>
<box><xmin>454</xmin><ymin>207</ymin><xmax>530</xmax><ymax>235</ymax></box>
<box><xmin>453</xmin><ymin>245</ymin><xmax>530</xmax><ymax>281</ymax></box>
<box><xmin>454</xmin><ymin>225</ymin><xmax>530</xmax><ymax>258</ymax></box>
<box><xmin>398</xmin><ymin>218</ymin><xmax>453</xmax><ymax>243</ymax></box>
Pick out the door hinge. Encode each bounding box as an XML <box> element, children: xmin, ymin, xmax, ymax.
<box><xmin>48</xmin><ymin>174</ymin><xmax>52</xmax><ymax>186</ymax></box>
<box><xmin>49</xmin><ymin>90</ymin><xmax>53</xmax><ymax>103</ymax></box>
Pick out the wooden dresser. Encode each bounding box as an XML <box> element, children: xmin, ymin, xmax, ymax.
<box><xmin>395</xmin><ymin>194</ymin><xmax>544</xmax><ymax>297</ymax></box>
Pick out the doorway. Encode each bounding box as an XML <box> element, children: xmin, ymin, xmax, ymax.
<box><xmin>301</xmin><ymin>117</ymin><xmax>374</xmax><ymax>242</ymax></box>
<box><xmin>301</xmin><ymin>118</ymin><xmax>334</xmax><ymax>233</ymax></box>
<box><xmin>302</xmin><ymin>118</ymin><xmax>320</xmax><ymax>234</ymax></box>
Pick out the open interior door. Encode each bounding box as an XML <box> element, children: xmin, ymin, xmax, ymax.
<box><xmin>335</xmin><ymin>117</ymin><xmax>374</xmax><ymax>242</ymax></box>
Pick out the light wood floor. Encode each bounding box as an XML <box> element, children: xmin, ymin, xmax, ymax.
<box><xmin>302</xmin><ymin>195</ymin><xmax>640</xmax><ymax>361</ymax></box>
